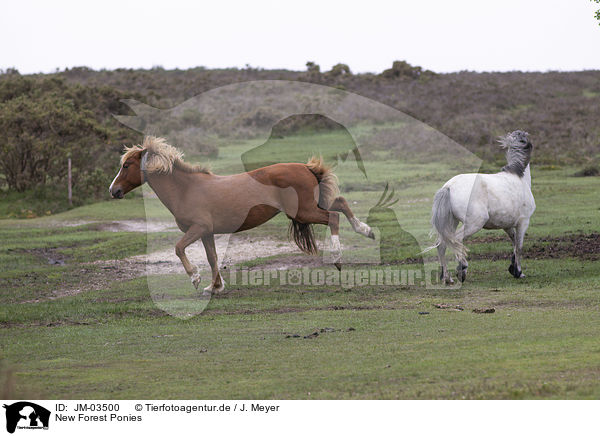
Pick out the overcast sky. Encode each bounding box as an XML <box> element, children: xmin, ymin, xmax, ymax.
<box><xmin>1</xmin><ymin>0</ymin><xmax>598</xmax><ymax>74</ymax></box>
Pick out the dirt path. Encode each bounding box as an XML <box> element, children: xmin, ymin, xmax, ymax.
<box><xmin>126</xmin><ymin>234</ymin><xmax>302</xmax><ymax>275</ymax></box>
<box><xmin>21</xmin><ymin>235</ymin><xmax>304</xmax><ymax>303</ymax></box>
<box><xmin>21</xmin><ymin>220</ymin><xmax>313</xmax><ymax>302</ymax></box>
<box><xmin>77</xmin><ymin>220</ymin><xmax>333</xmax><ymax>276</ymax></box>
<box><xmin>62</xmin><ymin>219</ymin><xmax>179</xmax><ymax>233</ymax></box>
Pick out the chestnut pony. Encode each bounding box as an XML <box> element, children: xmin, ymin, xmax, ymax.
<box><xmin>109</xmin><ymin>137</ymin><xmax>374</xmax><ymax>294</ymax></box>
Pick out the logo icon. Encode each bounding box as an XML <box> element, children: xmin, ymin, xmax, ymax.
<box><xmin>3</xmin><ymin>402</ymin><xmax>50</xmax><ymax>434</ymax></box>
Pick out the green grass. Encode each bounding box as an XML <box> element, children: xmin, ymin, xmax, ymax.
<box><xmin>0</xmin><ymin>224</ymin><xmax>173</xmax><ymax>303</ymax></box>
<box><xmin>0</xmin><ymin>196</ymin><xmax>146</xmax><ymax>227</ymax></box>
<box><xmin>2</xmin><ymin>265</ymin><xmax>599</xmax><ymax>399</ymax></box>
<box><xmin>1</xmin><ymin>129</ymin><xmax>599</xmax><ymax>399</ymax></box>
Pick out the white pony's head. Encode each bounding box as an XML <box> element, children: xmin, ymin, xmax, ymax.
<box><xmin>499</xmin><ymin>130</ymin><xmax>532</xmax><ymax>177</ymax></box>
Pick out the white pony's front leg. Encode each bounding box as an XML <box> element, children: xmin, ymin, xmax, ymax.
<box><xmin>505</xmin><ymin>227</ymin><xmax>518</xmax><ymax>277</ymax></box>
<box><xmin>510</xmin><ymin>220</ymin><xmax>529</xmax><ymax>278</ymax></box>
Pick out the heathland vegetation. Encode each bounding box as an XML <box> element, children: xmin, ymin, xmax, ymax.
<box><xmin>0</xmin><ymin>61</ymin><xmax>598</xmax><ymax>216</ymax></box>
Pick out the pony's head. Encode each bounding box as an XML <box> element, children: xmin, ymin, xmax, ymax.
<box><xmin>109</xmin><ymin>136</ymin><xmax>172</xmax><ymax>198</ymax></box>
<box><xmin>109</xmin><ymin>144</ymin><xmax>145</xmax><ymax>199</ymax></box>
<box><xmin>109</xmin><ymin>136</ymin><xmax>211</xmax><ymax>199</ymax></box>
<box><xmin>499</xmin><ymin>130</ymin><xmax>533</xmax><ymax>177</ymax></box>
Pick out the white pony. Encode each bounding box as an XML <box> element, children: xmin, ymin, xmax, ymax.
<box><xmin>430</xmin><ymin>130</ymin><xmax>536</xmax><ymax>284</ymax></box>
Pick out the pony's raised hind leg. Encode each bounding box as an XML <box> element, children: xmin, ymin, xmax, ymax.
<box><xmin>329</xmin><ymin>196</ymin><xmax>375</xmax><ymax>240</ymax></box>
<box><xmin>201</xmin><ymin>234</ymin><xmax>225</xmax><ymax>294</ymax></box>
<box><xmin>437</xmin><ymin>240</ymin><xmax>454</xmax><ymax>285</ymax></box>
<box><xmin>175</xmin><ymin>225</ymin><xmax>206</xmax><ymax>290</ymax></box>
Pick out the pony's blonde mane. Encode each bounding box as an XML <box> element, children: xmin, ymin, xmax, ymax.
<box><xmin>121</xmin><ymin>136</ymin><xmax>211</xmax><ymax>175</ymax></box>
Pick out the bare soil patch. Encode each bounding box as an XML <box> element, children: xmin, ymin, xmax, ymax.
<box><xmin>471</xmin><ymin>233</ymin><xmax>600</xmax><ymax>261</ymax></box>
<box><xmin>128</xmin><ymin>235</ymin><xmax>301</xmax><ymax>275</ymax></box>
<box><xmin>23</xmin><ymin>236</ymin><xmax>303</xmax><ymax>302</ymax></box>
<box><xmin>526</xmin><ymin>233</ymin><xmax>600</xmax><ymax>261</ymax></box>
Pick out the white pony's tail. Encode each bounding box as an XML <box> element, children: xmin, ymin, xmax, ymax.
<box><xmin>426</xmin><ymin>186</ymin><xmax>467</xmax><ymax>259</ymax></box>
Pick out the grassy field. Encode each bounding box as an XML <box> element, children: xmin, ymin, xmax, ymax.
<box><xmin>1</xmin><ymin>130</ymin><xmax>599</xmax><ymax>399</ymax></box>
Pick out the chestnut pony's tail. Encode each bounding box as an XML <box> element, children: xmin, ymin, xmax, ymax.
<box><xmin>288</xmin><ymin>220</ymin><xmax>318</xmax><ymax>255</ymax></box>
<box><xmin>288</xmin><ymin>156</ymin><xmax>339</xmax><ymax>255</ymax></box>
<box><xmin>306</xmin><ymin>156</ymin><xmax>339</xmax><ymax>210</ymax></box>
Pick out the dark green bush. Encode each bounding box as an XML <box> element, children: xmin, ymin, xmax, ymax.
<box><xmin>574</xmin><ymin>165</ymin><xmax>600</xmax><ymax>177</ymax></box>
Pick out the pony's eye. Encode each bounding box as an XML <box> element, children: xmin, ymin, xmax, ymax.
<box><xmin>123</xmin><ymin>164</ymin><xmax>129</xmax><ymax>169</ymax></box>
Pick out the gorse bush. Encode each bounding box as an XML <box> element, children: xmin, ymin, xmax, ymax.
<box><xmin>381</xmin><ymin>60</ymin><xmax>434</xmax><ymax>80</ymax></box>
<box><xmin>326</xmin><ymin>63</ymin><xmax>352</xmax><ymax>77</ymax></box>
<box><xmin>0</xmin><ymin>75</ymin><xmax>140</xmax><ymax>207</ymax></box>
<box><xmin>0</xmin><ymin>93</ymin><xmax>106</xmax><ymax>191</ymax></box>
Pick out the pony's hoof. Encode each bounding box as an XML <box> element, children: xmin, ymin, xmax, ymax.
<box><xmin>334</xmin><ymin>262</ymin><xmax>342</xmax><ymax>271</ymax></box>
<box><xmin>439</xmin><ymin>272</ymin><xmax>454</xmax><ymax>284</ymax></box>
<box><xmin>204</xmin><ymin>279</ymin><xmax>226</xmax><ymax>294</ymax></box>
<box><xmin>457</xmin><ymin>264</ymin><xmax>467</xmax><ymax>283</ymax></box>
<box><xmin>351</xmin><ymin>218</ymin><xmax>374</xmax><ymax>239</ymax></box>
<box><xmin>191</xmin><ymin>272</ymin><xmax>202</xmax><ymax>290</ymax></box>
<box><xmin>509</xmin><ymin>264</ymin><xmax>523</xmax><ymax>279</ymax></box>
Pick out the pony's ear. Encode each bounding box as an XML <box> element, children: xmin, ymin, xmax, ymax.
<box><xmin>140</xmin><ymin>149</ymin><xmax>148</xmax><ymax>171</ymax></box>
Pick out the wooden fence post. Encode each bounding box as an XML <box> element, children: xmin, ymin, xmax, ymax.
<box><xmin>68</xmin><ymin>157</ymin><xmax>72</xmax><ymax>207</ymax></box>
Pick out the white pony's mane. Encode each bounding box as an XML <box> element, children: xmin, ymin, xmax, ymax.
<box><xmin>121</xmin><ymin>136</ymin><xmax>211</xmax><ymax>174</ymax></box>
<box><xmin>498</xmin><ymin>130</ymin><xmax>531</xmax><ymax>177</ymax></box>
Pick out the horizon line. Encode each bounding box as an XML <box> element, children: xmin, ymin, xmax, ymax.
<box><xmin>3</xmin><ymin>63</ymin><xmax>600</xmax><ymax>76</ymax></box>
